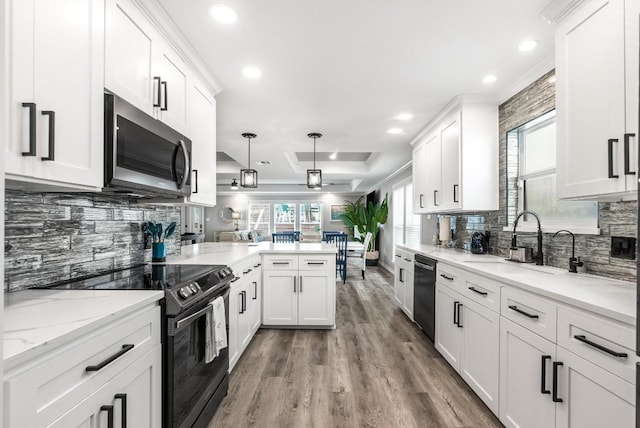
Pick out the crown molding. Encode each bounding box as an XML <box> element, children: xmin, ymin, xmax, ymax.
<box><xmin>541</xmin><ymin>0</ymin><xmax>585</xmax><ymax>24</ymax></box>
<box><xmin>364</xmin><ymin>161</ymin><xmax>412</xmax><ymax>194</ymax></box>
<box><xmin>496</xmin><ymin>54</ymin><xmax>555</xmax><ymax>104</ymax></box>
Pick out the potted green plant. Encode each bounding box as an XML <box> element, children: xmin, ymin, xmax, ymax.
<box><xmin>146</xmin><ymin>221</ymin><xmax>177</xmax><ymax>262</ymax></box>
<box><xmin>338</xmin><ymin>194</ymin><xmax>388</xmax><ymax>265</ymax></box>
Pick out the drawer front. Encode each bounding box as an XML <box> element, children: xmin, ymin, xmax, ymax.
<box><xmin>394</xmin><ymin>248</ymin><xmax>412</xmax><ymax>262</ymax></box>
<box><xmin>299</xmin><ymin>254</ymin><xmax>335</xmax><ymax>271</ymax></box>
<box><xmin>262</xmin><ymin>254</ymin><xmax>299</xmax><ymax>270</ymax></box>
<box><xmin>501</xmin><ymin>287</ymin><xmax>557</xmax><ymax>342</ymax></box>
<box><xmin>462</xmin><ymin>273</ymin><xmax>501</xmax><ymax>313</ymax></box>
<box><xmin>557</xmin><ymin>305</ymin><xmax>635</xmax><ymax>383</ymax></box>
<box><xmin>4</xmin><ymin>304</ymin><xmax>161</xmax><ymax>427</ymax></box>
<box><xmin>436</xmin><ymin>263</ymin><xmax>466</xmax><ymax>294</ymax></box>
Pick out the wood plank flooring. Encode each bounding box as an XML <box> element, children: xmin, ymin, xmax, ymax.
<box><xmin>208</xmin><ymin>266</ymin><xmax>503</xmax><ymax>428</ymax></box>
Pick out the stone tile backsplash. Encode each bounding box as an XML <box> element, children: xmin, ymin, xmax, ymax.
<box><xmin>4</xmin><ymin>190</ymin><xmax>181</xmax><ymax>292</ymax></box>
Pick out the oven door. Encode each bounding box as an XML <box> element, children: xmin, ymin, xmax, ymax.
<box><xmin>105</xmin><ymin>92</ymin><xmax>191</xmax><ymax>197</ymax></box>
<box><xmin>165</xmin><ymin>286</ymin><xmax>229</xmax><ymax>428</ymax></box>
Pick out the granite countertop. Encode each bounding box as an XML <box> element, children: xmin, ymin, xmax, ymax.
<box><xmin>3</xmin><ymin>289</ymin><xmax>163</xmax><ymax>370</ymax></box>
<box><xmin>397</xmin><ymin>243</ymin><xmax>636</xmax><ymax>326</ymax></box>
<box><xmin>164</xmin><ymin>241</ymin><xmax>338</xmax><ymax>266</ymax></box>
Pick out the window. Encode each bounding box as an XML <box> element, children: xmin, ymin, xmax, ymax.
<box><xmin>248</xmin><ymin>203</ymin><xmax>270</xmax><ymax>235</ymax></box>
<box><xmin>300</xmin><ymin>203</ymin><xmax>322</xmax><ymax>240</ymax></box>
<box><xmin>507</xmin><ymin>110</ymin><xmax>598</xmax><ymax>230</ymax></box>
<box><xmin>393</xmin><ymin>181</ymin><xmax>421</xmax><ymax>248</ymax></box>
<box><xmin>274</xmin><ymin>203</ymin><xmax>296</xmax><ymax>232</ymax></box>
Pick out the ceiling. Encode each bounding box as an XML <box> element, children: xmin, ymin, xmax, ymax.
<box><xmin>157</xmin><ymin>0</ymin><xmax>555</xmax><ymax>195</ymax></box>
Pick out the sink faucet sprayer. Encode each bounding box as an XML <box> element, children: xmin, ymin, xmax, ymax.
<box><xmin>512</xmin><ymin>210</ymin><xmax>544</xmax><ymax>266</ymax></box>
<box><xmin>552</xmin><ymin>230</ymin><xmax>584</xmax><ymax>273</ymax></box>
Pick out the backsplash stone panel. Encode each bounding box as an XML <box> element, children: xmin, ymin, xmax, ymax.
<box><xmin>433</xmin><ymin>69</ymin><xmax>637</xmax><ymax>283</ymax></box>
<box><xmin>4</xmin><ymin>191</ymin><xmax>181</xmax><ymax>292</ymax></box>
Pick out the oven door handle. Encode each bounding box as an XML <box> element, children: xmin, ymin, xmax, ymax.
<box><xmin>175</xmin><ymin>305</ymin><xmax>212</xmax><ymax>330</ymax></box>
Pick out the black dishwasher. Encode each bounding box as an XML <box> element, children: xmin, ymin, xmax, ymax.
<box><xmin>414</xmin><ymin>254</ymin><xmax>437</xmax><ymax>341</ymax></box>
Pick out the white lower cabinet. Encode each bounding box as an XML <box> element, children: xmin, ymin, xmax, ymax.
<box><xmin>229</xmin><ymin>256</ymin><xmax>262</xmax><ymax>372</ymax></box>
<box><xmin>393</xmin><ymin>248</ymin><xmax>414</xmax><ymax>320</ymax></box>
<box><xmin>435</xmin><ymin>280</ymin><xmax>499</xmax><ymax>414</ymax></box>
<box><xmin>262</xmin><ymin>254</ymin><xmax>336</xmax><ymax>327</ymax></box>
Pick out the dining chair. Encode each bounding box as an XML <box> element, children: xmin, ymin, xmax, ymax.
<box><xmin>272</xmin><ymin>232</ymin><xmax>296</xmax><ymax>243</ymax></box>
<box><xmin>327</xmin><ymin>233</ymin><xmax>347</xmax><ymax>284</ymax></box>
<box><xmin>322</xmin><ymin>231</ymin><xmax>344</xmax><ymax>242</ymax></box>
<box><xmin>346</xmin><ymin>232</ymin><xmax>372</xmax><ymax>280</ymax></box>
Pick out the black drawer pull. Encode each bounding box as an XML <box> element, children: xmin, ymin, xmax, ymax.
<box><xmin>22</xmin><ymin>102</ymin><xmax>36</xmax><ymax>156</ymax></box>
<box><xmin>100</xmin><ymin>405</ymin><xmax>114</xmax><ymax>428</ymax></box>
<box><xmin>86</xmin><ymin>344</ymin><xmax>134</xmax><ymax>372</ymax></box>
<box><xmin>115</xmin><ymin>393</ymin><xmax>127</xmax><ymax>428</ymax></box>
<box><xmin>552</xmin><ymin>361</ymin><xmax>563</xmax><ymax>403</ymax></box>
<box><xmin>41</xmin><ymin>110</ymin><xmax>55</xmax><ymax>161</ymax></box>
<box><xmin>541</xmin><ymin>355</ymin><xmax>551</xmax><ymax>394</ymax></box>
<box><xmin>574</xmin><ymin>335</ymin><xmax>628</xmax><ymax>358</ymax></box>
<box><xmin>508</xmin><ymin>305</ymin><xmax>539</xmax><ymax>319</ymax></box>
<box><xmin>468</xmin><ymin>286</ymin><xmax>488</xmax><ymax>296</ymax></box>
<box><xmin>272</xmin><ymin>261</ymin><xmax>290</xmax><ymax>265</ymax></box>
<box><xmin>440</xmin><ymin>274</ymin><xmax>453</xmax><ymax>281</ymax></box>
<box><xmin>307</xmin><ymin>261</ymin><xmax>325</xmax><ymax>265</ymax></box>
<box><xmin>243</xmin><ymin>268</ymin><xmax>252</xmax><ymax>274</ymax></box>
<box><xmin>231</xmin><ymin>276</ymin><xmax>240</xmax><ymax>282</ymax></box>
<box><xmin>395</xmin><ymin>254</ymin><xmax>401</xmax><ymax>258</ymax></box>
<box><xmin>254</xmin><ymin>263</ymin><xmax>261</xmax><ymax>268</ymax></box>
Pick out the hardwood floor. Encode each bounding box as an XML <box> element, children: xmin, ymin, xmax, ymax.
<box><xmin>208</xmin><ymin>266</ymin><xmax>503</xmax><ymax>428</ymax></box>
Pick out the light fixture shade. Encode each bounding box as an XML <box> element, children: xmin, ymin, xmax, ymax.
<box><xmin>307</xmin><ymin>169</ymin><xmax>322</xmax><ymax>189</ymax></box>
<box><xmin>240</xmin><ymin>168</ymin><xmax>258</xmax><ymax>188</ymax></box>
<box><xmin>230</xmin><ymin>179</ymin><xmax>239</xmax><ymax>190</ymax></box>
<box><xmin>231</xmin><ymin>211</ymin><xmax>241</xmax><ymax>220</ymax></box>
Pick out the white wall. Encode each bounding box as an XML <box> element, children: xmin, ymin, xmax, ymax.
<box><xmin>204</xmin><ymin>193</ymin><xmax>360</xmax><ymax>241</ymax></box>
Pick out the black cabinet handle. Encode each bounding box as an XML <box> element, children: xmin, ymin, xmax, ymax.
<box><xmin>395</xmin><ymin>254</ymin><xmax>401</xmax><ymax>258</ymax></box>
<box><xmin>115</xmin><ymin>393</ymin><xmax>127</xmax><ymax>428</ymax></box>
<box><xmin>231</xmin><ymin>276</ymin><xmax>240</xmax><ymax>282</ymax></box>
<box><xmin>624</xmin><ymin>133</ymin><xmax>636</xmax><ymax>175</ymax></box>
<box><xmin>300</xmin><ymin>276</ymin><xmax>303</xmax><ymax>292</ymax></box>
<box><xmin>293</xmin><ymin>276</ymin><xmax>297</xmax><ymax>292</ymax></box>
<box><xmin>243</xmin><ymin>269</ymin><xmax>252</xmax><ymax>274</ymax></box>
<box><xmin>253</xmin><ymin>281</ymin><xmax>257</xmax><ymax>300</ymax></box>
<box><xmin>272</xmin><ymin>261</ymin><xmax>290</xmax><ymax>265</ymax></box>
<box><xmin>41</xmin><ymin>111</ymin><xmax>55</xmax><ymax>161</ymax></box>
<box><xmin>239</xmin><ymin>292</ymin><xmax>244</xmax><ymax>314</ymax></box>
<box><xmin>440</xmin><ymin>273</ymin><xmax>453</xmax><ymax>281</ymax></box>
<box><xmin>468</xmin><ymin>286</ymin><xmax>487</xmax><ymax>296</ymax></box>
<box><xmin>399</xmin><ymin>267</ymin><xmax>404</xmax><ymax>283</ymax></box>
<box><xmin>419</xmin><ymin>194</ymin><xmax>424</xmax><ymax>208</ymax></box>
<box><xmin>22</xmin><ymin>102</ymin><xmax>36</xmax><ymax>156</ymax></box>
<box><xmin>453</xmin><ymin>301</ymin><xmax>459</xmax><ymax>325</ymax></box>
<box><xmin>153</xmin><ymin>76</ymin><xmax>162</xmax><ymax>107</ymax></box>
<box><xmin>100</xmin><ymin>405</ymin><xmax>114</xmax><ymax>428</ymax></box>
<box><xmin>541</xmin><ymin>355</ymin><xmax>551</xmax><ymax>394</ymax></box>
<box><xmin>86</xmin><ymin>344</ymin><xmax>134</xmax><ymax>372</ymax></box>
<box><xmin>574</xmin><ymin>334</ymin><xmax>628</xmax><ymax>358</ymax></box>
<box><xmin>254</xmin><ymin>263</ymin><xmax>261</xmax><ymax>268</ymax></box>
<box><xmin>433</xmin><ymin>190</ymin><xmax>439</xmax><ymax>206</ymax></box>
<box><xmin>508</xmin><ymin>305</ymin><xmax>539</xmax><ymax>319</ymax></box>
<box><xmin>161</xmin><ymin>81</ymin><xmax>168</xmax><ymax>111</ymax></box>
<box><xmin>192</xmin><ymin>169</ymin><xmax>198</xmax><ymax>193</ymax></box>
<box><xmin>552</xmin><ymin>361</ymin><xmax>563</xmax><ymax>403</ymax></box>
<box><xmin>242</xmin><ymin>291</ymin><xmax>247</xmax><ymax>312</ymax></box>
<box><xmin>307</xmin><ymin>262</ymin><xmax>326</xmax><ymax>265</ymax></box>
<box><xmin>453</xmin><ymin>184</ymin><xmax>459</xmax><ymax>203</ymax></box>
<box><xmin>608</xmin><ymin>138</ymin><xmax>619</xmax><ymax>178</ymax></box>
<box><xmin>456</xmin><ymin>303</ymin><xmax>463</xmax><ymax>328</ymax></box>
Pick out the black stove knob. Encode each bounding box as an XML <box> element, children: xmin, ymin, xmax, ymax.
<box><xmin>177</xmin><ymin>287</ymin><xmax>191</xmax><ymax>300</ymax></box>
<box><xmin>189</xmin><ymin>283</ymin><xmax>199</xmax><ymax>294</ymax></box>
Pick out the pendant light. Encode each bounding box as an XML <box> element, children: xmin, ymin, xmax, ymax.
<box><xmin>307</xmin><ymin>132</ymin><xmax>322</xmax><ymax>189</ymax></box>
<box><xmin>230</xmin><ymin>179</ymin><xmax>239</xmax><ymax>190</ymax></box>
<box><xmin>240</xmin><ymin>133</ymin><xmax>258</xmax><ymax>188</ymax></box>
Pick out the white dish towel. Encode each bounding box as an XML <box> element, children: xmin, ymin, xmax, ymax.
<box><xmin>205</xmin><ymin>296</ymin><xmax>227</xmax><ymax>364</ymax></box>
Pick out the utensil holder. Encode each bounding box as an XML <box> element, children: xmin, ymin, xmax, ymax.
<box><xmin>152</xmin><ymin>242</ymin><xmax>166</xmax><ymax>262</ymax></box>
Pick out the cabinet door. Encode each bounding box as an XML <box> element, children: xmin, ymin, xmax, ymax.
<box><xmin>187</xmin><ymin>81</ymin><xmax>217</xmax><ymax>206</ymax></box>
<box><xmin>555</xmin><ymin>346</ymin><xmax>635</xmax><ymax>428</ymax></box>
<box><xmin>393</xmin><ymin>254</ymin><xmax>404</xmax><ymax>307</ymax></box>
<box><xmin>105</xmin><ymin>0</ymin><xmax>157</xmax><ymax>115</ymax></box>
<box><xmin>262</xmin><ymin>271</ymin><xmax>297</xmax><ymax>326</ymax></box>
<box><xmin>155</xmin><ymin>41</ymin><xmax>189</xmax><ymax>134</ymax></box>
<box><xmin>499</xmin><ymin>317</ymin><xmax>556</xmax><ymax>428</ymax></box>
<box><xmin>556</xmin><ymin>0</ymin><xmax>626</xmax><ymax>198</ymax></box>
<box><xmin>624</xmin><ymin>0</ymin><xmax>640</xmax><ymax>192</ymax></box>
<box><xmin>401</xmin><ymin>261</ymin><xmax>414</xmax><ymax>321</ymax></box>
<box><xmin>434</xmin><ymin>284</ymin><xmax>463</xmax><ymax>370</ymax></box>
<box><xmin>412</xmin><ymin>141</ymin><xmax>427</xmax><ymax>213</ymax></box>
<box><xmin>238</xmin><ymin>281</ymin><xmax>252</xmax><ymax>351</ymax></box>
<box><xmin>298</xmin><ymin>270</ymin><xmax>335</xmax><ymax>326</ymax></box>
<box><xmin>459</xmin><ymin>299</ymin><xmax>499</xmax><ymax>414</ymax></box>
<box><xmin>8</xmin><ymin>0</ymin><xmax>104</xmax><ymax>188</ymax></box>
<box><xmin>424</xmin><ymin>133</ymin><xmax>441</xmax><ymax>211</ymax></box>
<box><xmin>440</xmin><ymin>113</ymin><xmax>461</xmax><ymax>210</ymax></box>
<box><xmin>249</xmin><ymin>271</ymin><xmax>262</xmax><ymax>334</ymax></box>
<box><xmin>48</xmin><ymin>346</ymin><xmax>162</xmax><ymax>428</ymax></box>
<box><xmin>228</xmin><ymin>285</ymin><xmax>240</xmax><ymax>369</ymax></box>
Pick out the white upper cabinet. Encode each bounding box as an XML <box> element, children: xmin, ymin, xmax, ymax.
<box><xmin>154</xmin><ymin>41</ymin><xmax>190</xmax><ymax>134</ymax></box>
<box><xmin>411</xmin><ymin>96</ymin><xmax>498</xmax><ymax>214</ymax></box>
<box><xmin>556</xmin><ymin>0</ymin><xmax>639</xmax><ymax>199</ymax></box>
<box><xmin>5</xmin><ymin>0</ymin><xmax>105</xmax><ymax>190</ymax></box>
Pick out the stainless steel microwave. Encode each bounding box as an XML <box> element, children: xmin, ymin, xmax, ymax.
<box><xmin>104</xmin><ymin>92</ymin><xmax>191</xmax><ymax>197</ymax></box>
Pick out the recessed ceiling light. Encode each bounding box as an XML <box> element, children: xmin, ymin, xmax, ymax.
<box><xmin>242</xmin><ymin>66</ymin><xmax>262</xmax><ymax>79</ymax></box>
<box><xmin>210</xmin><ymin>4</ymin><xmax>238</xmax><ymax>24</ymax></box>
<box><xmin>329</xmin><ymin>152</ymin><xmax>337</xmax><ymax>160</ymax></box>
<box><xmin>256</xmin><ymin>160</ymin><xmax>271</xmax><ymax>165</ymax></box>
<box><xmin>518</xmin><ymin>40</ymin><xmax>538</xmax><ymax>52</ymax></box>
<box><xmin>482</xmin><ymin>75</ymin><xmax>497</xmax><ymax>84</ymax></box>
<box><xmin>396</xmin><ymin>113</ymin><xmax>413</xmax><ymax>121</ymax></box>
<box><xmin>386</xmin><ymin>128</ymin><xmax>403</xmax><ymax>135</ymax></box>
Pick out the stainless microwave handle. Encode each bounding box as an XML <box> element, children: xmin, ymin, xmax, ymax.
<box><xmin>176</xmin><ymin>304</ymin><xmax>211</xmax><ymax>330</ymax></box>
<box><xmin>176</xmin><ymin>139</ymin><xmax>190</xmax><ymax>190</ymax></box>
